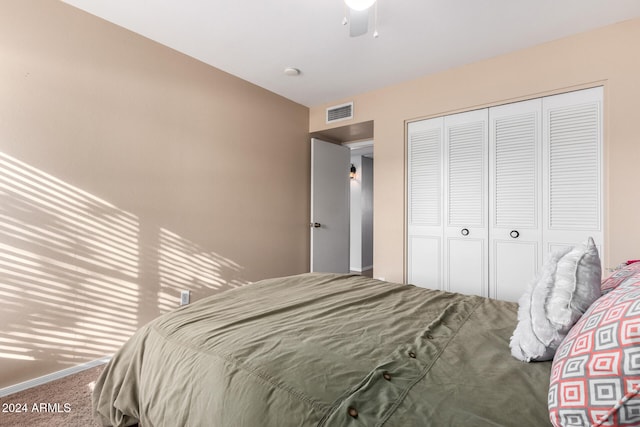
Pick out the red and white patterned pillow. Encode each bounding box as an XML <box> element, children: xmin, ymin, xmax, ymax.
<box><xmin>601</xmin><ymin>262</ymin><xmax>640</xmax><ymax>295</ymax></box>
<box><xmin>549</xmin><ymin>279</ymin><xmax>640</xmax><ymax>426</ymax></box>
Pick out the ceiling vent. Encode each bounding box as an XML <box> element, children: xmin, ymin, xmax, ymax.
<box><xmin>326</xmin><ymin>102</ymin><xmax>354</xmax><ymax>124</ymax></box>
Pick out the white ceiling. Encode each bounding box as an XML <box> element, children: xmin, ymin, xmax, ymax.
<box><xmin>60</xmin><ymin>0</ymin><xmax>640</xmax><ymax>107</ymax></box>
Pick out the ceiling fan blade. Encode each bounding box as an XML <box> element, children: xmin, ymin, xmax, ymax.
<box><xmin>349</xmin><ymin>8</ymin><xmax>369</xmax><ymax>37</ymax></box>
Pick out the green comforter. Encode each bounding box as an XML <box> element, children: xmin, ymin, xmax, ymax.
<box><xmin>93</xmin><ymin>273</ymin><xmax>552</xmax><ymax>426</ymax></box>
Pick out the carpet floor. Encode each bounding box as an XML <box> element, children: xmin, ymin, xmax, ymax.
<box><xmin>0</xmin><ymin>365</ymin><xmax>105</xmax><ymax>427</ymax></box>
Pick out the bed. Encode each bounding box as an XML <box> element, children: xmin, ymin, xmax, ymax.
<box><xmin>92</xmin><ymin>272</ymin><xmax>553</xmax><ymax>426</ymax></box>
<box><xmin>93</xmin><ymin>234</ymin><xmax>640</xmax><ymax>427</ymax></box>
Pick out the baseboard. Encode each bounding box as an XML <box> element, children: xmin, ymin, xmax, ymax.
<box><xmin>350</xmin><ymin>265</ymin><xmax>373</xmax><ymax>272</ymax></box>
<box><xmin>0</xmin><ymin>356</ymin><xmax>111</xmax><ymax>397</ymax></box>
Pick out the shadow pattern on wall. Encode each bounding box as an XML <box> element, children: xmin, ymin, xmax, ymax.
<box><xmin>0</xmin><ymin>152</ymin><xmax>244</xmax><ymax>387</ymax></box>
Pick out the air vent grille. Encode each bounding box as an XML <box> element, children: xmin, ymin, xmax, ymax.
<box><xmin>326</xmin><ymin>102</ymin><xmax>354</xmax><ymax>123</ymax></box>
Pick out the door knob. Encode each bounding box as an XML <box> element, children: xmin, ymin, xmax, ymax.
<box><xmin>461</xmin><ymin>228</ymin><xmax>469</xmax><ymax>236</ymax></box>
<box><xmin>310</xmin><ymin>222</ymin><xmax>322</xmax><ymax>228</ymax></box>
<box><xmin>510</xmin><ymin>230</ymin><xmax>520</xmax><ymax>239</ymax></box>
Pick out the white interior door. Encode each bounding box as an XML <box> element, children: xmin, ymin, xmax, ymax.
<box><xmin>489</xmin><ymin>99</ymin><xmax>543</xmax><ymax>302</ymax></box>
<box><xmin>443</xmin><ymin>109</ymin><xmax>489</xmax><ymax>297</ymax></box>
<box><xmin>542</xmin><ymin>87</ymin><xmax>603</xmax><ymax>254</ymax></box>
<box><xmin>311</xmin><ymin>138</ymin><xmax>350</xmax><ymax>273</ymax></box>
<box><xmin>407</xmin><ymin>117</ymin><xmax>444</xmax><ymax>289</ymax></box>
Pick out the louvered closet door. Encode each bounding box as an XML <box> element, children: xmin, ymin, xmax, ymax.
<box><xmin>407</xmin><ymin>117</ymin><xmax>444</xmax><ymax>289</ymax></box>
<box><xmin>443</xmin><ymin>109</ymin><xmax>489</xmax><ymax>297</ymax></box>
<box><xmin>489</xmin><ymin>99</ymin><xmax>543</xmax><ymax>302</ymax></box>
<box><xmin>542</xmin><ymin>87</ymin><xmax>603</xmax><ymax>254</ymax></box>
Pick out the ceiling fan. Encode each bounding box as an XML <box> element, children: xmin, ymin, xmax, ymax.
<box><xmin>343</xmin><ymin>0</ymin><xmax>379</xmax><ymax>38</ymax></box>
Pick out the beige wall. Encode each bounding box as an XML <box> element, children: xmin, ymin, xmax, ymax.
<box><xmin>310</xmin><ymin>18</ymin><xmax>640</xmax><ymax>284</ymax></box>
<box><xmin>0</xmin><ymin>1</ymin><xmax>310</xmax><ymax>388</ymax></box>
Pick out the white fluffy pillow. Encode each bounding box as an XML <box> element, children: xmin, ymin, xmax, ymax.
<box><xmin>510</xmin><ymin>237</ymin><xmax>602</xmax><ymax>362</ymax></box>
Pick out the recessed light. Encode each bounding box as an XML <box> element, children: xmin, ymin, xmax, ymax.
<box><xmin>284</xmin><ymin>67</ymin><xmax>301</xmax><ymax>76</ymax></box>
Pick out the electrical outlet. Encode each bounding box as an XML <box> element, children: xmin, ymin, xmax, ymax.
<box><xmin>180</xmin><ymin>290</ymin><xmax>190</xmax><ymax>306</ymax></box>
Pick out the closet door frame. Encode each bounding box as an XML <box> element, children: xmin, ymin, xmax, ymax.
<box><xmin>405</xmin><ymin>86</ymin><xmax>604</xmax><ymax>300</ymax></box>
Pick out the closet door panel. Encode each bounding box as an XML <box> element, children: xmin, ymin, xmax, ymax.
<box><xmin>407</xmin><ymin>118</ymin><xmax>444</xmax><ymax>289</ymax></box>
<box><xmin>408</xmin><ymin>236</ymin><xmax>441</xmax><ymax>288</ymax></box>
<box><xmin>492</xmin><ymin>241</ymin><xmax>538</xmax><ymax>302</ymax></box>
<box><xmin>447</xmin><ymin>237</ymin><xmax>486</xmax><ymax>296</ymax></box>
<box><xmin>542</xmin><ymin>87</ymin><xmax>603</xmax><ymax>253</ymax></box>
<box><xmin>443</xmin><ymin>109</ymin><xmax>489</xmax><ymax>297</ymax></box>
<box><xmin>489</xmin><ymin>99</ymin><xmax>542</xmax><ymax>301</ymax></box>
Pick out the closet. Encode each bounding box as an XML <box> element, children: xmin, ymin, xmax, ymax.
<box><xmin>407</xmin><ymin>87</ymin><xmax>603</xmax><ymax>302</ymax></box>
